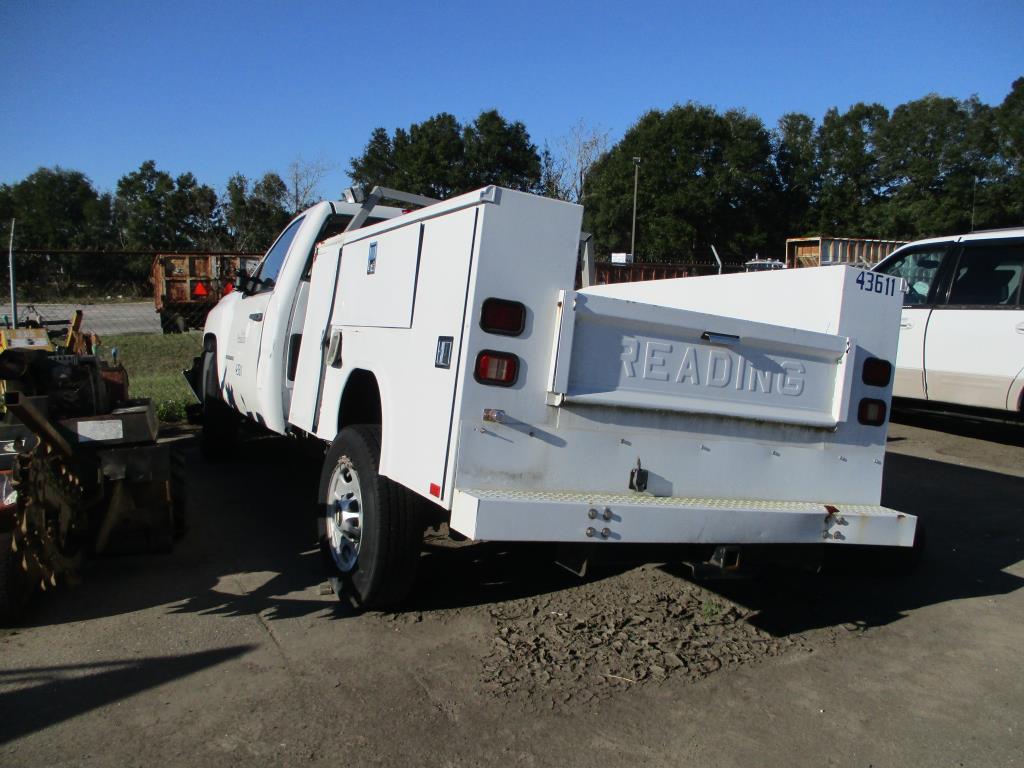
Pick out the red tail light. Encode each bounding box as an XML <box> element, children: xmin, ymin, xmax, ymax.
<box><xmin>862</xmin><ymin>357</ymin><xmax>892</xmax><ymax>387</ymax></box>
<box><xmin>858</xmin><ymin>398</ymin><xmax>887</xmax><ymax>426</ymax></box>
<box><xmin>475</xmin><ymin>351</ymin><xmax>519</xmax><ymax>386</ymax></box>
<box><xmin>480</xmin><ymin>298</ymin><xmax>526</xmax><ymax>336</ymax></box>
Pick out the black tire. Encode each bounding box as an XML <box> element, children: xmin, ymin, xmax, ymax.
<box><xmin>200</xmin><ymin>350</ymin><xmax>238</xmax><ymax>462</ymax></box>
<box><xmin>318</xmin><ymin>425</ymin><xmax>422</xmax><ymax>609</ymax></box>
<box><xmin>0</xmin><ymin>532</ymin><xmax>29</xmax><ymax>625</ymax></box>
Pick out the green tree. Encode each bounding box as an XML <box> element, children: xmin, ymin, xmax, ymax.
<box><xmin>875</xmin><ymin>94</ymin><xmax>1000</xmax><ymax>238</ymax></box>
<box><xmin>223</xmin><ymin>172</ymin><xmax>291</xmax><ymax>252</ymax></box>
<box><xmin>169</xmin><ymin>171</ymin><xmax>224</xmax><ymax>248</ymax></box>
<box><xmin>114</xmin><ymin>160</ymin><xmax>224</xmax><ymax>250</ymax></box>
<box><xmin>773</xmin><ymin>113</ymin><xmax>818</xmax><ymax>236</ymax></box>
<box><xmin>114</xmin><ymin>160</ymin><xmax>178</xmax><ymax>249</ymax></box>
<box><xmin>993</xmin><ymin>77</ymin><xmax>1024</xmax><ymax>225</ymax></box>
<box><xmin>814</xmin><ymin>103</ymin><xmax>889</xmax><ymax>235</ymax></box>
<box><xmin>462</xmin><ymin>109</ymin><xmax>541</xmax><ymax>191</ymax></box>
<box><xmin>349</xmin><ymin>110</ymin><xmax>541</xmax><ymax>199</ymax></box>
<box><xmin>0</xmin><ymin>167</ymin><xmax>115</xmax><ymax>290</ymax></box>
<box><xmin>583</xmin><ymin>103</ymin><xmax>780</xmax><ymax>261</ymax></box>
<box><xmin>348</xmin><ymin>127</ymin><xmax>396</xmax><ymax>192</ymax></box>
<box><xmin>1</xmin><ymin>166</ymin><xmax>114</xmax><ymax>250</ymax></box>
<box><xmin>393</xmin><ymin>113</ymin><xmax>466</xmax><ymax>198</ymax></box>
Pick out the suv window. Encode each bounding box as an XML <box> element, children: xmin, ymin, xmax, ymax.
<box><xmin>945</xmin><ymin>242</ymin><xmax>1024</xmax><ymax>307</ymax></box>
<box><xmin>875</xmin><ymin>246</ymin><xmax>949</xmax><ymax>306</ymax></box>
<box><xmin>253</xmin><ymin>216</ymin><xmax>305</xmax><ymax>291</ymax></box>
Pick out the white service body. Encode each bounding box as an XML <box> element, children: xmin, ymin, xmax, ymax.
<box><xmin>203</xmin><ymin>187</ymin><xmax>915</xmax><ymax>550</ymax></box>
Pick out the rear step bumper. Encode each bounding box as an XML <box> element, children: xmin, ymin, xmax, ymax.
<box><xmin>451</xmin><ymin>489</ymin><xmax>916</xmax><ymax>547</ymax></box>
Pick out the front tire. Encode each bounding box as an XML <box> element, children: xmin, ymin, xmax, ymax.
<box><xmin>200</xmin><ymin>350</ymin><xmax>238</xmax><ymax>461</ymax></box>
<box><xmin>318</xmin><ymin>425</ymin><xmax>422</xmax><ymax>609</ymax></box>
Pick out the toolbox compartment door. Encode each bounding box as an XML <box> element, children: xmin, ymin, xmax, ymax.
<box><xmin>548</xmin><ymin>291</ymin><xmax>852</xmax><ymax>428</ymax></box>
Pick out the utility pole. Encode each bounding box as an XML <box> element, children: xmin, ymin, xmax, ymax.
<box><xmin>970</xmin><ymin>176</ymin><xmax>978</xmax><ymax>232</ymax></box>
<box><xmin>8</xmin><ymin>219</ymin><xmax>16</xmax><ymax>328</ymax></box>
<box><xmin>630</xmin><ymin>156</ymin><xmax>641</xmax><ymax>259</ymax></box>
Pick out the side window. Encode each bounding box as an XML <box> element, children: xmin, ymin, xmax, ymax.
<box><xmin>945</xmin><ymin>242</ymin><xmax>1024</xmax><ymax>307</ymax></box>
<box><xmin>253</xmin><ymin>216</ymin><xmax>305</xmax><ymax>292</ymax></box>
<box><xmin>301</xmin><ymin>213</ymin><xmax>353</xmax><ymax>281</ymax></box>
<box><xmin>301</xmin><ymin>214</ymin><xmax>393</xmax><ymax>280</ymax></box>
<box><xmin>875</xmin><ymin>246</ymin><xmax>949</xmax><ymax>306</ymax></box>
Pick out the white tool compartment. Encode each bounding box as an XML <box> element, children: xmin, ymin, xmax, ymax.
<box><xmin>280</xmin><ymin>185</ymin><xmax>913</xmax><ymax>552</ymax></box>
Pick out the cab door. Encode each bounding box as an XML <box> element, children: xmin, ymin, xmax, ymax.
<box><xmin>223</xmin><ymin>215</ymin><xmax>305</xmax><ymax>417</ymax></box>
<box><xmin>923</xmin><ymin>239</ymin><xmax>1024</xmax><ymax>410</ymax></box>
<box><xmin>874</xmin><ymin>242</ymin><xmax>953</xmax><ymax>400</ymax></box>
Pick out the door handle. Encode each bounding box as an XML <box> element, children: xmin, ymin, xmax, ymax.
<box><xmin>900</xmin><ymin>320</ymin><xmax>913</xmax><ymax>329</ymax></box>
<box><xmin>249</xmin><ymin>313</ymin><xmax>263</xmax><ymax>322</ymax></box>
<box><xmin>701</xmin><ymin>331</ymin><xmax>741</xmax><ymax>346</ymax></box>
<box><xmin>1016</xmin><ymin>322</ymin><xmax>1024</xmax><ymax>334</ymax></box>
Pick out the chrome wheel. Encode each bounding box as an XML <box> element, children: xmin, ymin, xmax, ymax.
<box><xmin>326</xmin><ymin>457</ymin><xmax>362</xmax><ymax>573</ymax></box>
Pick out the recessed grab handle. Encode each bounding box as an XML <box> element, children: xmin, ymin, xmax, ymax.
<box><xmin>701</xmin><ymin>331</ymin><xmax>740</xmax><ymax>346</ymax></box>
<box><xmin>249</xmin><ymin>313</ymin><xmax>264</xmax><ymax>322</ymax></box>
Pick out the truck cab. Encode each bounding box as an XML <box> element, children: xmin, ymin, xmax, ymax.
<box><xmin>202</xmin><ymin>200</ymin><xmax>403</xmax><ymax>433</ymax></box>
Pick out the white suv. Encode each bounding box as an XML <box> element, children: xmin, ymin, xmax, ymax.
<box><xmin>873</xmin><ymin>228</ymin><xmax>1024</xmax><ymax>417</ymax></box>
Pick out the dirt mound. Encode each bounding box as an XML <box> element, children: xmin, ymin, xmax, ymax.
<box><xmin>478</xmin><ymin>565</ymin><xmax>804</xmax><ymax>708</ymax></box>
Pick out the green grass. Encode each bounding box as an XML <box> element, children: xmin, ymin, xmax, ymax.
<box><xmin>103</xmin><ymin>332</ymin><xmax>203</xmax><ymax>422</ymax></box>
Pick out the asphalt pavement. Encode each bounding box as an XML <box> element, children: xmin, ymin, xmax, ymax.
<box><xmin>0</xmin><ymin>302</ymin><xmax>162</xmax><ymax>335</ymax></box>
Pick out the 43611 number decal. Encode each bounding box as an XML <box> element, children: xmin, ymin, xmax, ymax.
<box><xmin>856</xmin><ymin>271</ymin><xmax>899</xmax><ymax>296</ymax></box>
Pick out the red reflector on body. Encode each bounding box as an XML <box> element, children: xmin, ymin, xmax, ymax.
<box><xmin>429</xmin><ymin>483</ymin><xmax>441</xmax><ymax>498</ymax></box>
<box><xmin>480</xmin><ymin>298</ymin><xmax>526</xmax><ymax>336</ymax></box>
<box><xmin>862</xmin><ymin>357</ymin><xmax>892</xmax><ymax>387</ymax></box>
<box><xmin>475</xmin><ymin>351</ymin><xmax>519</xmax><ymax>386</ymax></box>
<box><xmin>192</xmin><ymin>282</ymin><xmax>209</xmax><ymax>297</ymax></box>
<box><xmin>858</xmin><ymin>398</ymin><xmax>887</xmax><ymax>426</ymax></box>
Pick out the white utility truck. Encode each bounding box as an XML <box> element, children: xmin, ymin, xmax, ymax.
<box><xmin>191</xmin><ymin>185</ymin><xmax>917</xmax><ymax>608</ymax></box>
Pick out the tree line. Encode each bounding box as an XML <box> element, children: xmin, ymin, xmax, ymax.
<box><xmin>1</xmin><ymin>78</ymin><xmax>1020</xmax><ymax>269</ymax></box>
<box><xmin>350</xmin><ymin>80</ymin><xmax>1022</xmax><ymax>260</ymax></box>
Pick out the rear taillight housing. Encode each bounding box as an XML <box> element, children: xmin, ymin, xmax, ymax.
<box><xmin>480</xmin><ymin>298</ymin><xmax>526</xmax><ymax>336</ymax></box>
<box><xmin>475</xmin><ymin>351</ymin><xmax>519</xmax><ymax>387</ymax></box>
<box><xmin>858</xmin><ymin>398</ymin><xmax>888</xmax><ymax>426</ymax></box>
<box><xmin>862</xmin><ymin>357</ymin><xmax>893</xmax><ymax>387</ymax></box>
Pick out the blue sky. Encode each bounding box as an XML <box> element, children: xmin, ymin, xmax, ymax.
<box><xmin>1</xmin><ymin>0</ymin><xmax>1021</xmax><ymax>198</ymax></box>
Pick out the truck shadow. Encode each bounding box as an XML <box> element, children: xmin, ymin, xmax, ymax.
<box><xmin>0</xmin><ymin>646</ymin><xmax>254</xmax><ymax>745</ymax></box>
<box><xmin>15</xmin><ymin>436</ymin><xmax>1022</xmax><ymax>634</ymax></box>
<box><xmin>891</xmin><ymin>407</ymin><xmax>1024</xmax><ymax>447</ymax></box>
<box><xmin>10</xmin><ymin>434</ymin><xmax>331</xmax><ymax>627</ymax></box>
<box><xmin>667</xmin><ymin>452</ymin><xmax>1024</xmax><ymax>637</ymax></box>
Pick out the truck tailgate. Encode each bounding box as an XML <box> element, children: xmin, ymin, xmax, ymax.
<box><xmin>548</xmin><ymin>291</ymin><xmax>852</xmax><ymax>428</ymax></box>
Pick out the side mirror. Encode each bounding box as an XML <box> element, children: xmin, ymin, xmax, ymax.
<box><xmin>235</xmin><ymin>267</ymin><xmax>254</xmax><ymax>295</ymax></box>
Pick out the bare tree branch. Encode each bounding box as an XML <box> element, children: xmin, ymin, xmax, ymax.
<box><xmin>553</xmin><ymin>119</ymin><xmax>611</xmax><ymax>203</ymax></box>
<box><xmin>286</xmin><ymin>156</ymin><xmax>335</xmax><ymax>214</ymax></box>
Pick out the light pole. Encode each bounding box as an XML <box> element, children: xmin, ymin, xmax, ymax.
<box><xmin>8</xmin><ymin>219</ymin><xmax>16</xmax><ymax>328</ymax></box>
<box><xmin>631</xmin><ymin>156</ymin><xmax>641</xmax><ymax>259</ymax></box>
